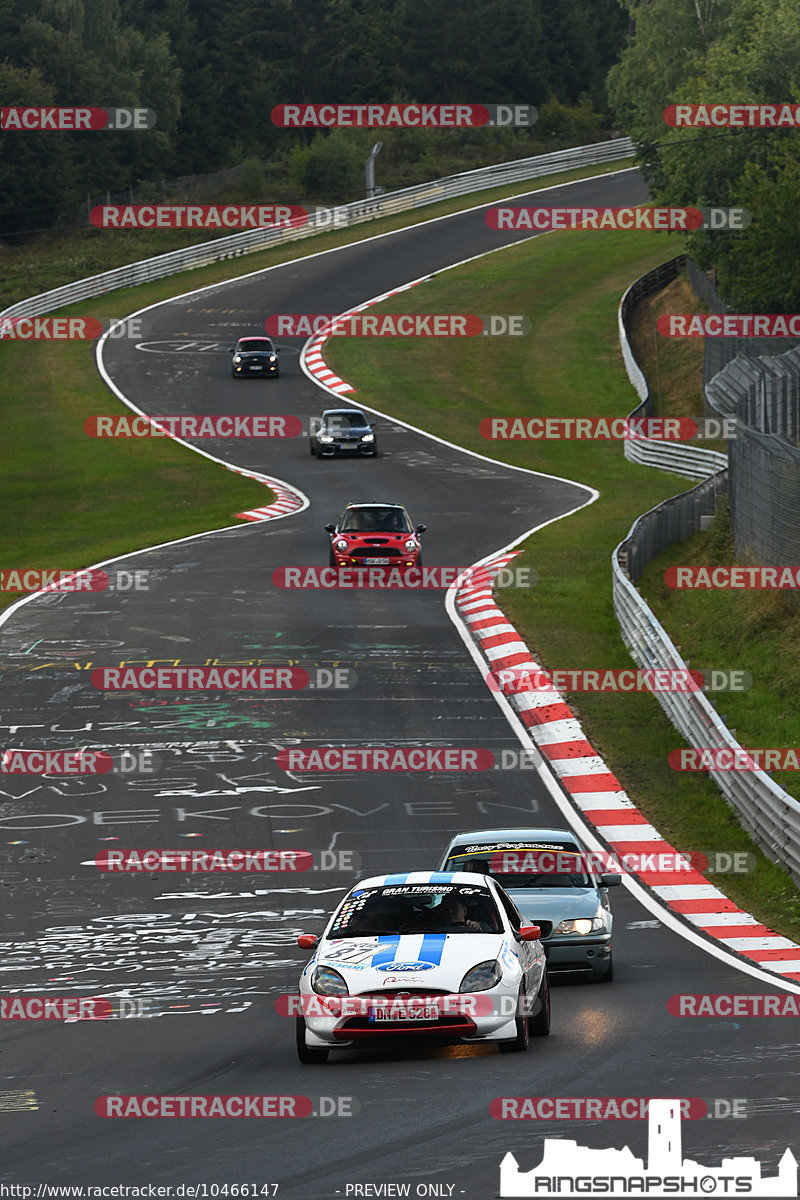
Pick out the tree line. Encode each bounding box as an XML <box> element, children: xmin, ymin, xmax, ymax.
<box><xmin>0</xmin><ymin>0</ymin><xmax>627</xmax><ymax>235</ymax></box>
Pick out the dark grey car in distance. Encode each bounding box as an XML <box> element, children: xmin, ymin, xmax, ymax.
<box><xmin>230</xmin><ymin>336</ymin><xmax>279</xmax><ymax>377</ymax></box>
<box><xmin>310</xmin><ymin>408</ymin><xmax>377</xmax><ymax>458</ymax></box>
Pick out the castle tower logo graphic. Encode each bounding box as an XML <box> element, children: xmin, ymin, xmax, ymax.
<box><xmin>500</xmin><ymin>1098</ymin><xmax>798</xmax><ymax>1197</ymax></box>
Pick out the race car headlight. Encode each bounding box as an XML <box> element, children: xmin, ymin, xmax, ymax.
<box><xmin>361</xmin><ymin>433</ymin><xmax>374</xmax><ymax>442</ymax></box>
<box><xmin>311</xmin><ymin>966</ymin><xmax>349</xmax><ymax>996</ymax></box>
<box><xmin>404</xmin><ymin>539</ymin><xmax>417</xmax><ymax>551</ymax></box>
<box><xmin>319</xmin><ymin>435</ymin><xmax>334</xmax><ymax>444</ymax></box>
<box><xmin>459</xmin><ymin>960</ymin><xmax>502</xmax><ymax>992</ymax></box>
<box><xmin>335</xmin><ymin>539</ymin><xmax>349</xmax><ymax>551</ymax></box>
<box><xmin>555</xmin><ymin>917</ymin><xmax>604</xmax><ymax>935</ymax></box>
<box><xmin>233</xmin><ymin>355</ymin><xmax>242</xmax><ymax>363</ymax></box>
<box><xmin>269</xmin><ymin>355</ymin><xmax>277</xmax><ymax>362</ymax></box>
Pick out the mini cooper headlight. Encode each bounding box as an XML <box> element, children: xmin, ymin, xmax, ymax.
<box><xmin>555</xmin><ymin>917</ymin><xmax>604</xmax><ymax>935</ymax></box>
<box><xmin>335</xmin><ymin>539</ymin><xmax>349</xmax><ymax>551</ymax></box>
<box><xmin>269</xmin><ymin>354</ymin><xmax>277</xmax><ymax>362</ymax></box>
<box><xmin>311</xmin><ymin>965</ymin><xmax>349</xmax><ymax>996</ymax></box>
<box><xmin>459</xmin><ymin>960</ymin><xmax>502</xmax><ymax>992</ymax></box>
<box><xmin>233</xmin><ymin>355</ymin><xmax>242</xmax><ymax>363</ymax></box>
<box><xmin>404</xmin><ymin>539</ymin><xmax>417</xmax><ymax>551</ymax></box>
<box><xmin>361</xmin><ymin>433</ymin><xmax>374</xmax><ymax>442</ymax></box>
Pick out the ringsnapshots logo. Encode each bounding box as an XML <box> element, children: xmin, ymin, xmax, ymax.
<box><xmin>664</xmin><ymin>103</ymin><xmax>800</xmax><ymax>127</ymax></box>
<box><xmin>265</xmin><ymin>314</ymin><xmax>530</xmax><ymax>337</ymax></box>
<box><xmin>659</xmin><ymin>314</ymin><xmax>800</xmax><ymax>337</ymax></box>
<box><xmin>498</xmin><ymin>1098</ymin><xmax>796</xmax><ymax>1198</ymax></box>
<box><xmin>1</xmin><ymin>107</ymin><xmax>156</xmax><ymax>131</ymax></box>
<box><xmin>485</xmin><ymin>207</ymin><xmax>750</xmax><ymax>232</ymax></box>
<box><xmin>479</xmin><ymin>417</ymin><xmax>737</xmax><ymax>441</ymax></box>
<box><xmin>85</xmin><ymin>415</ymin><xmax>302</xmax><ymax>439</ymax></box>
<box><xmin>271</xmin><ymin>103</ymin><xmax>537</xmax><ymax>127</ymax></box>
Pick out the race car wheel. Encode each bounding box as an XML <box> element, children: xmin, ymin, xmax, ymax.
<box><xmin>599</xmin><ymin>956</ymin><xmax>614</xmax><ymax>983</ymax></box>
<box><xmin>499</xmin><ymin>984</ymin><xmax>529</xmax><ymax>1053</ymax></box>
<box><xmin>328</xmin><ymin>549</ymin><xmax>337</xmax><ymax>568</ymax></box>
<box><xmin>529</xmin><ymin>969</ymin><xmax>551</xmax><ymax>1036</ymax></box>
<box><xmin>296</xmin><ymin>1016</ymin><xmax>328</xmax><ymax>1064</ymax></box>
<box><xmin>309</xmin><ymin>442</ymin><xmax>317</xmax><ymax>456</ymax></box>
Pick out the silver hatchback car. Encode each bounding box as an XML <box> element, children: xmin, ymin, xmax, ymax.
<box><xmin>438</xmin><ymin>827</ymin><xmax>620</xmax><ymax>982</ymax></box>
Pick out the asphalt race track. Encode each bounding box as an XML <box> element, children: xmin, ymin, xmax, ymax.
<box><xmin>2</xmin><ymin>169</ymin><xmax>799</xmax><ymax>1195</ymax></box>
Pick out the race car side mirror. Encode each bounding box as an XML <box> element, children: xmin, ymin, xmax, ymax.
<box><xmin>518</xmin><ymin>925</ymin><xmax>541</xmax><ymax>942</ymax></box>
<box><xmin>416</xmin><ymin>524</ymin><xmax>427</xmax><ymax>534</ymax></box>
<box><xmin>324</xmin><ymin>524</ymin><xmax>336</xmax><ymax>533</ymax></box>
<box><xmin>297</xmin><ymin>934</ymin><xmax>318</xmax><ymax>949</ymax></box>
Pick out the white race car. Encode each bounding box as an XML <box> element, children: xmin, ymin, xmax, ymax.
<box><xmin>294</xmin><ymin>871</ymin><xmax>549</xmax><ymax>1063</ymax></box>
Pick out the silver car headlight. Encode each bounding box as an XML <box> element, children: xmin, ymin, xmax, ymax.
<box><xmin>335</xmin><ymin>539</ymin><xmax>349</xmax><ymax>551</ymax></box>
<box><xmin>311</xmin><ymin>965</ymin><xmax>349</xmax><ymax>996</ymax></box>
<box><xmin>459</xmin><ymin>960</ymin><xmax>502</xmax><ymax>992</ymax></box>
<box><xmin>554</xmin><ymin>917</ymin><xmax>604</xmax><ymax>935</ymax></box>
<box><xmin>404</xmin><ymin>539</ymin><xmax>417</xmax><ymax>551</ymax></box>
<box><xmin>361</xmin><ymin>433</ymin><xmax>374</xmax><ymax>442</ymax></box>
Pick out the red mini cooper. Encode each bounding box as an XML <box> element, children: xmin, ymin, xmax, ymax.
<box><xmin>325</xmin><ymin>502</ymin><xmax>427</xmax><ymax>569</ymax></box>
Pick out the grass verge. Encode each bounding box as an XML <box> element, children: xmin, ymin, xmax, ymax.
<box><xmin>323</xmin><ymin>227</ymin><xmax>800</xmax><ymax>941</ymax></box>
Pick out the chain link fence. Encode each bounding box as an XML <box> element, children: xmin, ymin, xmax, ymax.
<box><xmin>613</xmin><ymin>259</ymin><xmax>800</xmax><ymax>889</ymax></box>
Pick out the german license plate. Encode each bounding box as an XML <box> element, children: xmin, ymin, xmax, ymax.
<box><xmin>368</xmin><ymin>1004</ymin><xmax>439</xmax><ymax>1022</ymax></box>
<box><xmin>250</xmin><ymin>365</ymin><xmax>263</xmax><ymax>370</ymax></box>
<box><xmin>363</xmin><ymin>557</ymin><xmax>389</xmax><ymax>565</ymax></box>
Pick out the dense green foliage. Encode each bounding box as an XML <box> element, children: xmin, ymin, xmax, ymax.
<box><xmin>0</xmin><ymin>0</ymin><xmax>627</xmax><ymax>235</ymax></box>
<box><xmin>608</xmin><ymin>0</ymin><xmax>800</xmax><ymax>308</ymax></box>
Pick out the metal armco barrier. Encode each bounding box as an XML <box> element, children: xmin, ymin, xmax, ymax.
<box><xmin>614</xmin><ymin>260</ymin><xmax>800</xmax><ymax>887</ymax></box>
<box><xmin>0</xmin><ymin>138</ymin><xmax>633</xmax><ymax>329</ymax></box>
<box><xmin>618</xmin><ymin>255</ymin><xmax>728</xmax><ymax>481</ymax></box>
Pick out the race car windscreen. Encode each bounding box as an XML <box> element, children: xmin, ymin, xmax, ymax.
<box><xmin>443</xmin><ymin>843</ymin><xmax>593</xmax><ymax>888</ymax></box>
<box><xmin>339</xmin><ymin>507</ymin><xmax>412</xmax><ymax>533</ymax></box>
<box><xmin>328</xmin><ymin>884</ymin><xmax>502</xmax><ymax>937</ymax></box>
<box><xmin>238</xmin><ymin>339</ymin><xmax>273</xmax><ymax>352</ymax></box>
<box><xmin>328</xmin><ymin>411</ymin><xmax>367</xmax><ymax>427</ymax></box>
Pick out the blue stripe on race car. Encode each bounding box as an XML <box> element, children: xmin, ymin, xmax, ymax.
<box><xmin>427</xmin><ymin>872</ymin><xmax>458</xmax><ymax>884</ymax></box>
<box><xmin>419</xmin><ymin>934</ymin><xmax>447</xmax><ymax>966</ymax></box>
<box><xmin>381</xmin><ymin>874</ymin><xmax>409</xmax><ymax>885</ymax></box>
<box><xmin>371</xmin><ymin>936</ymin><xmax>401</xmax><ymax>967</ymax></box>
